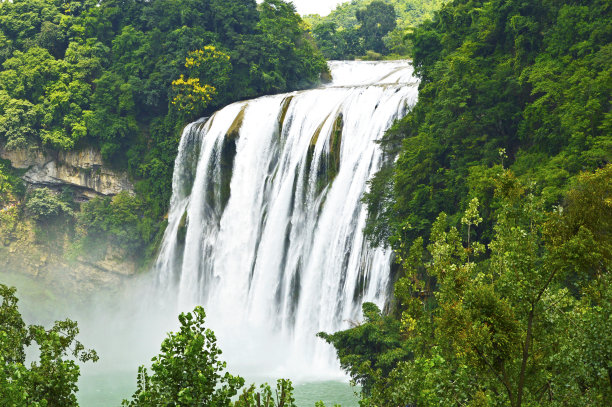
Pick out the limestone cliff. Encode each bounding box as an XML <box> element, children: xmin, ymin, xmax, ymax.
<box><xmin>0</xmin><ymin>144</ymin><xmax>139</xmax><ymax>287</ymax></box>
<box><xmin>0</xmin><ymin>144</ymin><xmax>133</xmax><ymax>198</ymax></box>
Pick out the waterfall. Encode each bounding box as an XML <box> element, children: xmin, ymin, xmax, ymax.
<box><xmin>154</xmin><ymin>60</ymin><xmax>419</xmax><ymax>378</ymax></box>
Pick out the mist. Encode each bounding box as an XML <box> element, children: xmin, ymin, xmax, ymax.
<box><xmin>2</xmin><ymin>262</ymin><xmax>351</xmax><ymax>406</ymax></box>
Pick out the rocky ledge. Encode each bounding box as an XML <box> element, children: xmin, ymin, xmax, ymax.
<box><xmin>0</xmin><ymin>144</ymin><xmax>133</xmax><ymax>198</ymax></box>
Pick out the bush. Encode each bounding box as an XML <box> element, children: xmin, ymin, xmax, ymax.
<box><xmin>25</xmin><ymin>187</ymin><xmax>73</xmax><ymax>223</ymax></box>
<box><xmin>77</xmin><ymin>191</ymin><xmax>151</xmax><ymax>256</ymax></box>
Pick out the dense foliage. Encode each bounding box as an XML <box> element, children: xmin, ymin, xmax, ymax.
<box><xmin>306</xmin><ymin>0</ymin><xmax>444</xmax><ymax>59</ymax></box>
<box><xmin>323</xmin><ymin>166</ymin><xmax>611</xmax><ymax>406</ymax></box>
<box><xmin>323</xmin><ymin>0</ymin><xmax>611</xmax><ymax>405</ymax></box>
<box><xmin>0</xmin><ymin>0</ymin><xmax>327</xmax><ymax>256</ymax></box>
<box><xmin>0</xmin><ymin>159</ymin><xmax>23</xmax><ymax>205</ymax></box>
<box><xmin>0</xmin><ymin>284</ymin><xmax>98</xmax><ymax>406</ymax></box>
<box><xmin>364</xmin><ymin>0</ymin><xmax>611</xmax><ymax>247</ymax></box>
<box><xmin>25</xmin><ymin>187</ymin><xmax>74</xmax><ymax>223</ymax></box>
<box><xmin>75</xmin><ymin>191</ymin><xmax>156</xmax><ymax>258</ymax></box>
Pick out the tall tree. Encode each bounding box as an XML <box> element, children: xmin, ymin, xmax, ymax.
<box><xmin>0</xmin><ymin>284</ymin><xmax>98</xmax><ymax>406</ymax></box>
<box><xmin>356</xmin><ymin>1</ymin><xmax>397</xmax><ymax>53</ymax></box>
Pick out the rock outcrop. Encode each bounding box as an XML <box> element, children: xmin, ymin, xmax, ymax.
<box><xmin>0</xmin><ymin>144</ymin><xmax>133</xmax><ymax>198</ymax></box>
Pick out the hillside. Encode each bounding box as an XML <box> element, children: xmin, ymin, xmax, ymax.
<box><xmin>304</xmin><ymin>0</ymin><xmax>445</xmax><ymax>58</ymax></box>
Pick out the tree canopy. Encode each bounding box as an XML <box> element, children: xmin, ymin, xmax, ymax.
<box><xmin>305</xmin><ymin>0</ymin><xmax>445</xmax><ymax>59</ymax></box>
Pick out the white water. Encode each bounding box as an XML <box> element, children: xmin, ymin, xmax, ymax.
<box><xmin>155</xmin><ymin>60</ymin><xmax>419</xmax><ymax>379</ymax></box>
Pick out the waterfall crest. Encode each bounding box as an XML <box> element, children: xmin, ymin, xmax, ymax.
<box><xmin>155</xmin><ymin>60</ymin><xmax>419</xmax><ymax>377</ymax></box>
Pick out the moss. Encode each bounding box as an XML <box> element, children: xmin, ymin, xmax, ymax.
<box><xmin>219</xmin><ymin>137</ymin><xmax>237</xmax><ymax>211</ymax></box>
<box><xmin>207</xmin><ymin>105</ymin><xmax>245</xmax><ymax>212</ymax></box>
<box><xmin>310</xmin><ymin>115</ymin><xmax>328</xmax><ymax>148</ymax></box>
<box><xmin>302</xmin><ymin>118</ymin><xmax>327</xmax><ymax>199</ymax></box>
<box><xmin>278</xmin><ymin>96</ymin><xmax>294</xmax><ymax>138</ymax></box>
<box><xmin>329</xmin><ymin>113</ymin><xmax>343</xmax><ymax>181</ymax></box>
<box><xmin>320</xmin><ymin>70</ymin><xmax>332</xmax><ymax>83</ymax></box>
<box><xmin>226</xmin><ymin>104</ymin><xmax>248</xmax><ymax>140</ymax></box>
<box><xmin>301</xmin><ymin>113</ymin><xmax>345</xmax><ymax>198</ymax></box>
<box><xmin>314</xmin><ymin>113</ymin><xmax>344</xmax><ymax>196</ymax></box>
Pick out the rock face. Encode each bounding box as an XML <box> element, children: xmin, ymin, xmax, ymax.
<box><xmin>0</xmin><ymin>144</ymin><xmax>133</xmax><ymax>198</ymax></box>
<box><xmin>0</xmin><ymin>217</ymin><xmax>139</xmax><ymax>298</ymax></box>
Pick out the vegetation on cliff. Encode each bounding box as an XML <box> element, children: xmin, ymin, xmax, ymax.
<box><xmin>363</xmin><ymin>0</ymin><xmax>610</xmax><ymax>247</ymax></box>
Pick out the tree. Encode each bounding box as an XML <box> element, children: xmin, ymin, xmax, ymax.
<box><xmin>311</xmin><ymin>22</ymin><xmax>347</xmax><ymax>60</ymax></box>
<box><xmin>0</xmin><ymin>284</ymin><xmax>98</xmax><ymax>406</ymax></box>
<box><xmin>356</xmin><ymin>1</ymin><xmax>397</xmax><ymax>53</ymax></box>
<box><xmin>123</xmin><ymin>306</ymin><xmax>244</xmax><ymax>406</ymax></box>
<box><xmin>255</xmin><ymin>0</ymin><xmax>327</xmax><ymax>93</ymax></box>
<box><xmin>124</xmin><ymin>306</ymin><xmax>299</xmax><ymax>407</ymax></box>
<box><xmin>25</xmin><ymin>187</ymin><xmax>73</xmax><ymax>223</ymax></box>
<box><xmin>171</xmin><ymin>46</ymin><xmax>232</xmax><ymax>116</ymax></box>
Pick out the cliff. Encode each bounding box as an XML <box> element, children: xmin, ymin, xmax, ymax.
<box><xmin>0</xmin><ymin>217</ymin><xmax>138</xmax><ymax>298</ymax></box>
<box><xmin>0</xmin><ymin>144</ymin><xmax>138</xmax><ymax>291</ymax></box>
<box><xmin>0</xmin><ymin>144</ymin><xmax>134</xmax><ymax>199</ymax></box>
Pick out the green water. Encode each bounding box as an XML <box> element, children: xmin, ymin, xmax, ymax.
<box><xmin>77</xmin><ymin>370</ymin><xmax>359</xmax><ymax>407</ymax></box>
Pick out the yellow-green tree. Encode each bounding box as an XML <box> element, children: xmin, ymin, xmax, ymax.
<box><xmin>172</xmin><ymin>47</ymin><xmax>232</xmax><ymax>115</ymax></box>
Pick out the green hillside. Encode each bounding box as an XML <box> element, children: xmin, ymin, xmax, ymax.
<box><xmin>305</xmin><ymin>0</ymin><xmax>445</xmax><ymax>58</ymax></box>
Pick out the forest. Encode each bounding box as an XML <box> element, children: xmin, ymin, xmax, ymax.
<box><xmin>305</xmin><ymin>0</ymin><xmax>444</xmax><ymax>59</ymax></box>
<box><xmin>1</xmin><ymin>0</ymin><xmax>611</xmax><ymax>405</ymax></box>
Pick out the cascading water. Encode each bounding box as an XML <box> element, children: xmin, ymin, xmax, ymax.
<box><xmin>154</xmin><ymin>60</ymin><xmax>419</xmax><ymax>378</ymax></box>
